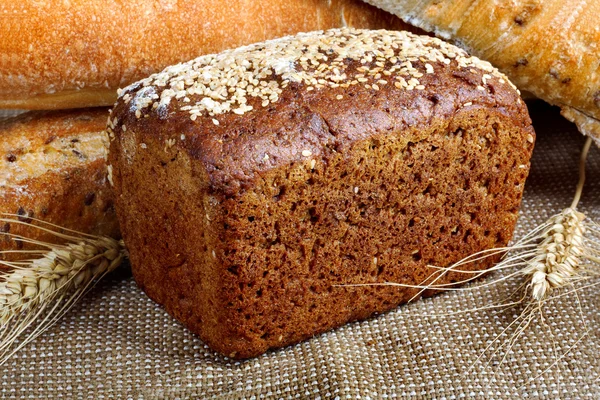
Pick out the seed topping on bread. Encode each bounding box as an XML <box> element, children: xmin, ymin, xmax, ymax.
<box><xmin>116</xmin><ymin>28</ymin><xmax>514</xmax><ymax>122</ymax></box>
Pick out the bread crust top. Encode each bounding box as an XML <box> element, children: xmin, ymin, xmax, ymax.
<box><xmin>363</xmin><ymin>0</ymin><xmax>600</xmax><ymax>145</ymax></box>
<box><xmin>109</xmin><ymin>28</ymin><xmax>532</xmax><ymax>196</ymax></box>
<box><xmin>1</xmin><ymin>109</ymin><xmax>109</xmax><ymax>192</ymax></box>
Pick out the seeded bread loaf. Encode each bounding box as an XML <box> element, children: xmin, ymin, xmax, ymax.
<box><xmin>0</xmin><ymin>0</ymin><xmax>407</xmax><ymax>110</ymax></box>
<box><xmin>108</xmin><ymin>28</ymin><xmax>535</xmax><ymax>358</ymax></box>
<box><xmin>1</xmin><ymin>109</ymin><xmax>119</xmax><ymax>262</ymax></box>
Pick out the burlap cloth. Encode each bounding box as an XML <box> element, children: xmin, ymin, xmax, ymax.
<box><xmin>1</xmin><ymin>102</ymin><xmax>599</xmax><ymax>399</ymax></box>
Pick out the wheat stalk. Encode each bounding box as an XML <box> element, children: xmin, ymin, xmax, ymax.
<box><xmin>0</xmin><ymin>216</ymin><xmax>126</xmax><ymax>366</ymax></box>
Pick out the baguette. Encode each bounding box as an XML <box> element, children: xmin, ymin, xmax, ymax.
<box><xmin>0</xmin><ymin>0</ymin><xmax>406</xmax><ymax>110</ymax></box>
<box><xmin>362</xmin><ymin>0</ymin><xmax>600</xmax><ymax>145</ymax></box>
<box><xmin>1</xmin><ymin>109</ymin><xmax>119</xmax><ymax>262</ymax></box>
<box><xmin>108</xmin><ymin>28</ymin><xmax>534</xmax><ymax>358</ymax></box>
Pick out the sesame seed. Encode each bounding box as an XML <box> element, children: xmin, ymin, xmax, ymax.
<box><xmin>463</xmin><ymin>102</ymin><xmax>472</xmax><ymax>107</ymax></box>
<box><xmin>119</xmin><ymin>28</ymin><xmax>511</xmax><ymax>124</ymax></box>
<box><xmin>140</xmin><ymin>143</ymin><xmax>147</xmax><ymax>149</ymax></box>
<box><xmin>354</xmin><ymin>186</ymin><xmax>359</xmax><ymax>194</ymax></box>
<box><xmin>477</xmin><ymin>85</ymin><xmax>486</xmax><ymax>91</ymax></box>
<box><xmin>212</xmin><ymin>118</ymin><xmax>219</xmax><ymax>125</ymax></box>
<box><xmin>336</xmin><ymin>94</ymin><xmax>343</xmax><ymax>100</ymax></box>
<box><xmin>302</xmin><ymin>150</ymin><xmax>312</xmax><ymax>157</ymax></box>
<box><xmin>310</xmin><ymin>159</ymin><xmax>316</xmax><ymax>169</ymax></box>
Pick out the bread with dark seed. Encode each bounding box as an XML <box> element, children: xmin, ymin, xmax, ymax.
<box><xmin>1</xmin><ymin>109</ymin><xmax>119</xmax><ymax>262</ymax></box>
<box><xmin>108</xmin><ymin>28</ymin><xmax>535</xmax><ymax>358</ymax></box>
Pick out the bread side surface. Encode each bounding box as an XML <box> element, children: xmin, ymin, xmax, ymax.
<box><xmin>0</xmin><ymin>0</ymin><xmax>408</xmax><ymax>109</ymax></box>
<box><xmin>108</xmin><ymin>29</ymin><xmax>535</xmax><ymax>358</ymax></box>
<box><xmin>1</xmin><ymin>109</ymin><xmax>119</xmax><ymax>261</ymax></box>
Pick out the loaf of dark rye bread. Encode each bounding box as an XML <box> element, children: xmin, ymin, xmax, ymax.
<box><xmin>107</xmin><ymin>28</ymin><xmax>535</xmax><ymax>358</ymax></box>
<box><xmin>1</xmin><ymin>109</ymin><xmax>119</xmax><ymax>262</ymax></box>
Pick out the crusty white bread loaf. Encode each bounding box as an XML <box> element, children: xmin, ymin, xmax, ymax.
<box><xmin>1</xmin><ymin>109</ymin><xmax>119</xmax><ymax>262</ymax></box>
<box><xmin>363</xmin><ymin>0</ymin><xmax>600</xmax><ymax>145</ymax></box>
<box><xmin>0</xmin><ymin>0</ymin><xmax>407</xmax><ymax>110</ymax></box>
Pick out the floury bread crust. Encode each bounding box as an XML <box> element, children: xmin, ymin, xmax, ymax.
<box><xmin>1</xmin><ymin>109</ymin><xmax>119</xmax><ymax>262</ymax></box>
<box><xmin>108</xmin><ymin>29</ymin><xmax>535</xmax><ymax>358</ymax></box>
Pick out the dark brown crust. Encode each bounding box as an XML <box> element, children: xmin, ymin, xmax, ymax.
<box><xmin>1</xmin><ymin>109</ymin><xmax>120</xmax><ymax>262</ymax></box>
<box><xmin>109</xmin><ymin>33</ymin><xmax>535</xmax><ymax>359</ymax></box>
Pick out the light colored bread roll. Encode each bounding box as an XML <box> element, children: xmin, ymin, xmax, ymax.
<box><xmin>0</xmin><ymin>0</ymin><xmax>406</xmax><ymax>110</ymax></box>
<box><xmin>1</xmin><ymin>109</ymin><xmax>119</xmax><ymax>262</ymax></box>
<box><xmin>363</xmin><ymin>0</ymin><xmax>600</xmax><ymax>145</ymax></box>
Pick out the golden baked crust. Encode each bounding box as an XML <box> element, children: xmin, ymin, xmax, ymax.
<box><xmin>363</xmin><ymin>0</ymin><xmax>600</xmax><ymax>145</ymax></box>
<box><xmin>0</xmin><ymin>0</ymin><xmax>407</xmax><ymax>110</ymax></box>
<box><xmin>1</xmin><ymin>109</ymin><xmax>119</xmax><ymax>262</ymax></box>
<box><xmin>108</xmin><ymin>28</ymin><xmax>535</xmax><ymax>358</ymax></box>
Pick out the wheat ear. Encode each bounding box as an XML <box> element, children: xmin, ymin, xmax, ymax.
<box><xmin>340</xmin><ymin>137</ymin><xmax>598</xmax><ymax>297</ymax></box>
<box><xmin>0</xmin><ymin>215</ymin><xmax>126</xmax><ymax>366</ymax></box>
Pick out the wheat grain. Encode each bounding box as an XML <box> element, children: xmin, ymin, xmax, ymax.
<box><xmin>0</xmin><ymin>215</ymin><xmax>126</xmax><ymax>365</ymax></box>
<box><xmin>0</xmin><ymin>237</ymin><xmax>123</xmax><ymax>323</ymax></box>
<box><xmin>520</xmin><ymin>208</ymin><xmax>587</xmax><ymax>300</ymax></box>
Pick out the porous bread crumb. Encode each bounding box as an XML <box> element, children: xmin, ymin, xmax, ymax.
<box><xmin>119</xmin><ymin>28</ymin><xmax>512</xmax><ymax>122</ymax></box>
